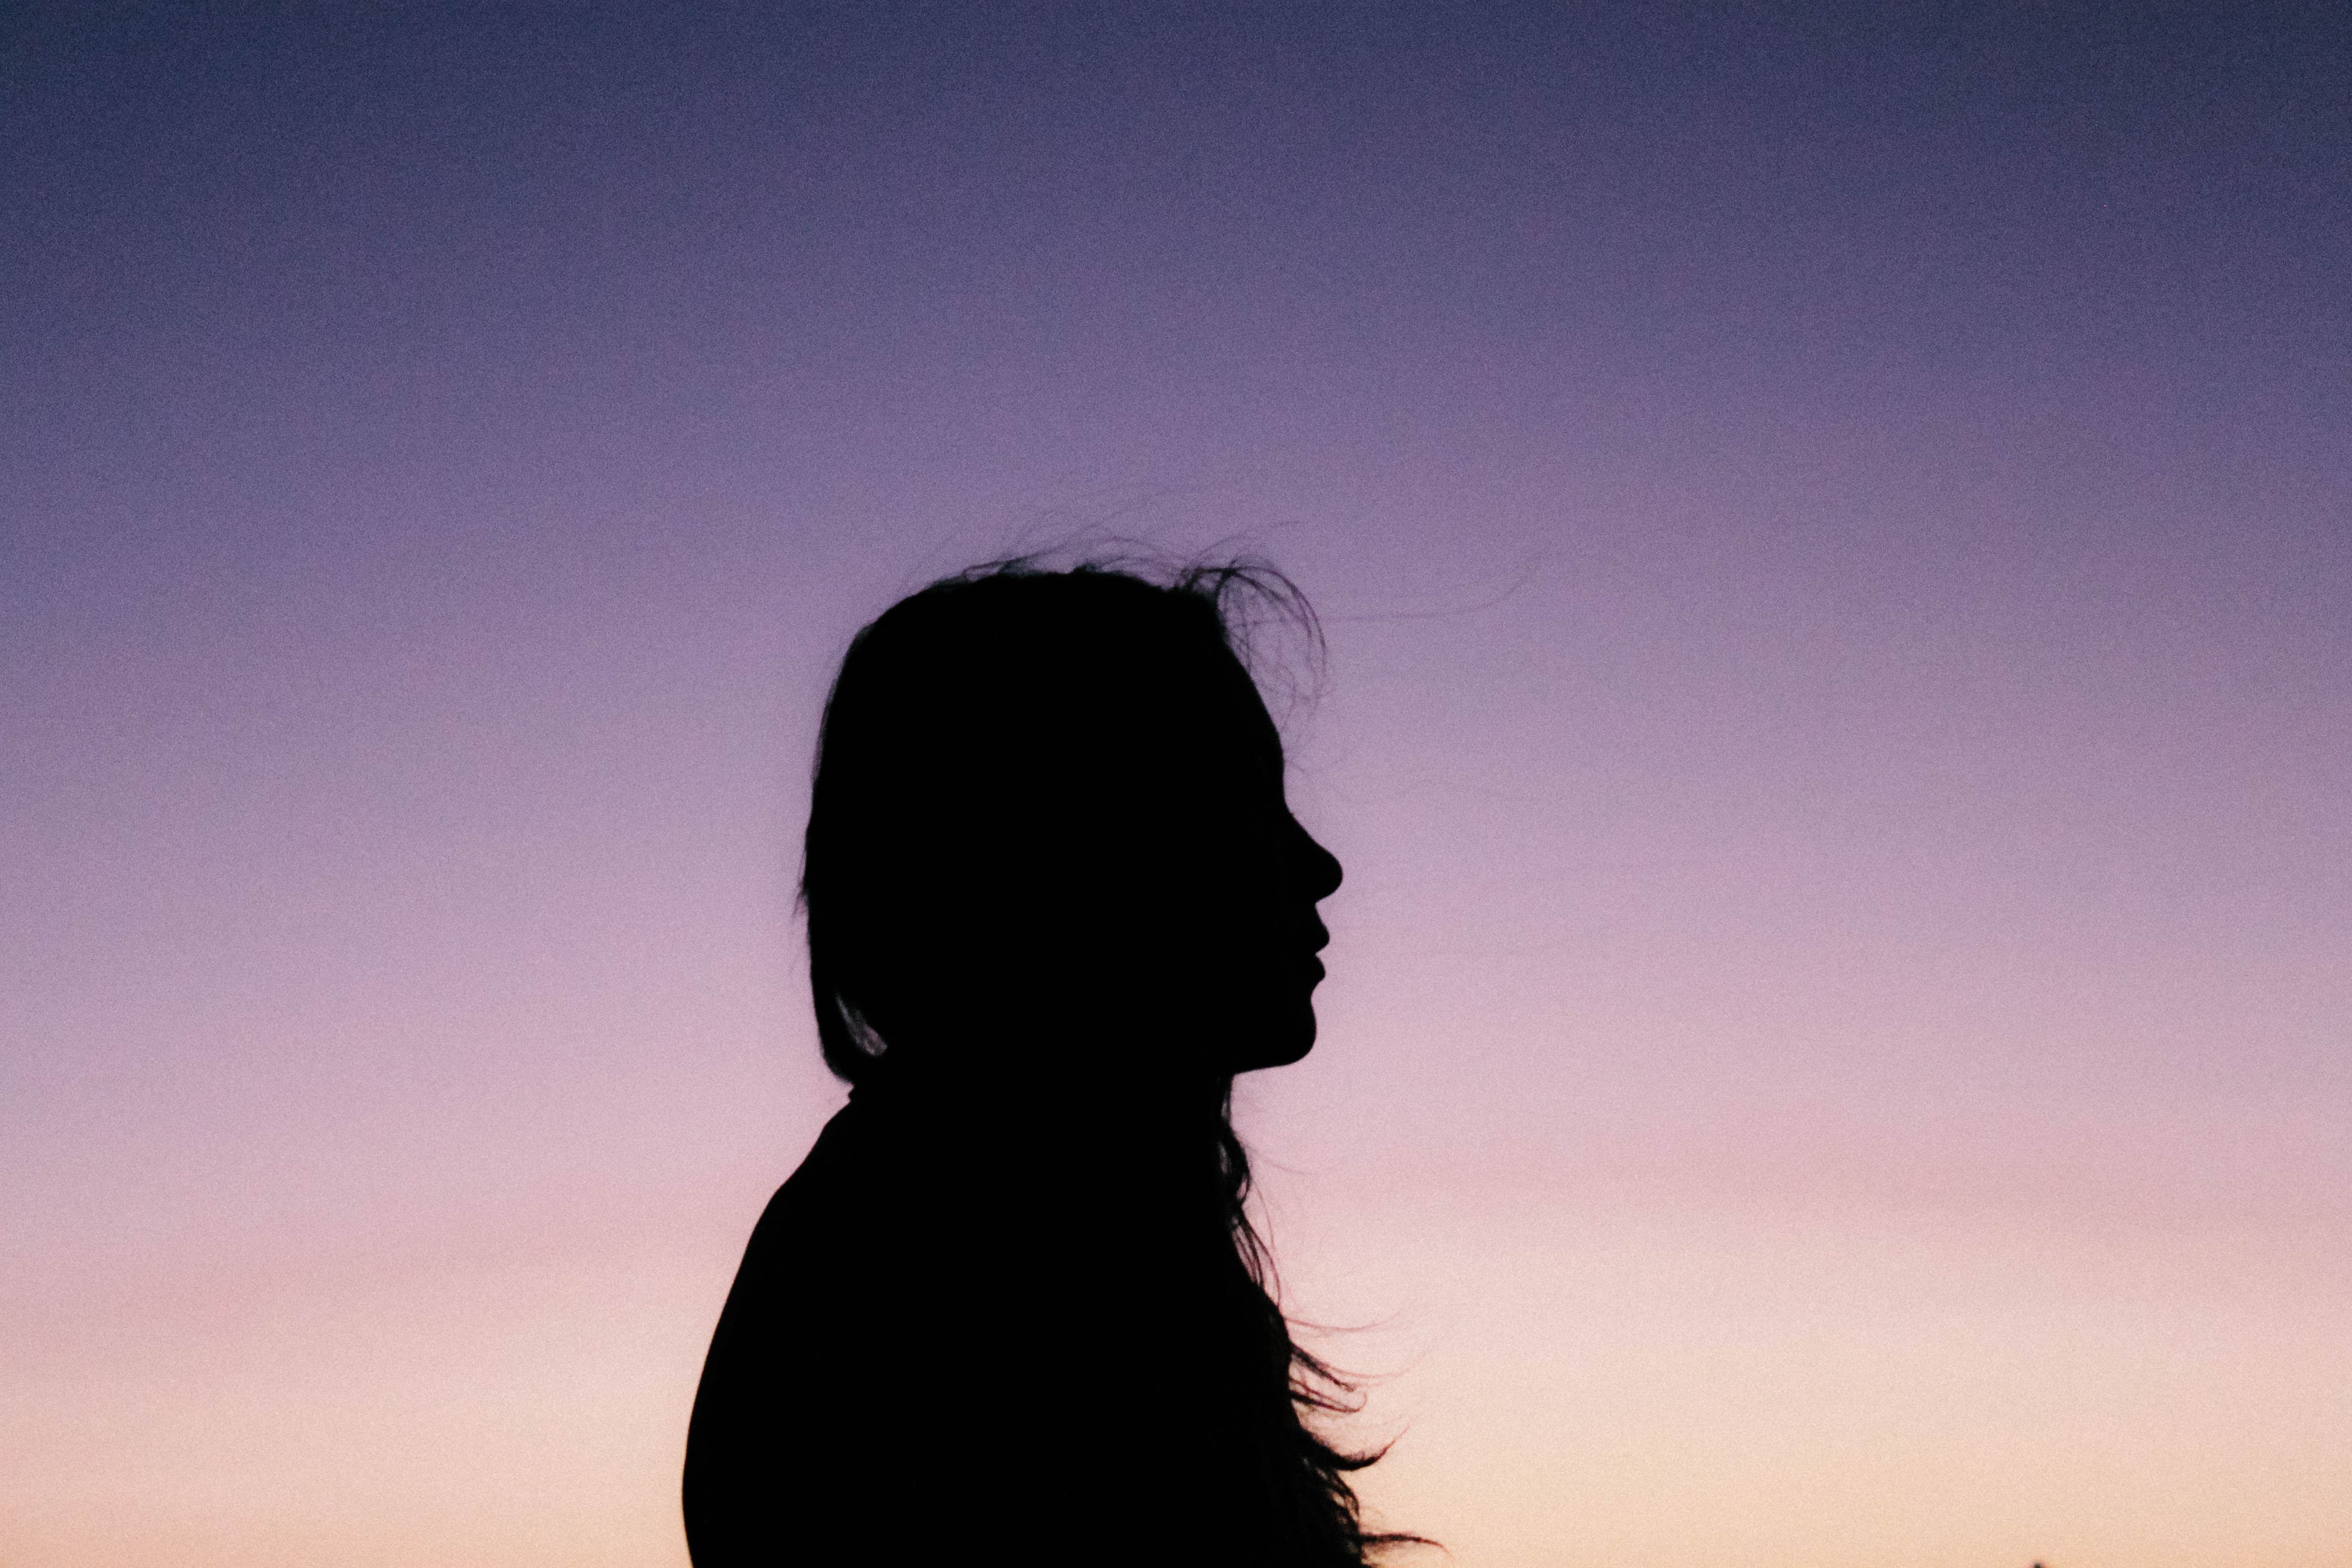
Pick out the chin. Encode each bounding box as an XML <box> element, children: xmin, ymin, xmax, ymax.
<box><xmin>1248</xmin><ymin>1039</ymin><xmax>1314</xmax><ymax>1072</ymax></box>
<box><xmin>1233</xmin><ymin>1007</ymin><xmax>1318</xmax><ymax>1073</ymax></box>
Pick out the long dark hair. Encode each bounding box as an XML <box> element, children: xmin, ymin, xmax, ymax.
<box><xmin>798</xmin><ymin>557</ymin><xmax>1425</xmax><ymax>1564</ymax></box>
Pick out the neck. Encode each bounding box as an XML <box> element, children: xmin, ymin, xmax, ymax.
<box><xmin>852</xmin><ymin>1045</ymin><xmax>1234</xmax><ymax>1176</ymax></box>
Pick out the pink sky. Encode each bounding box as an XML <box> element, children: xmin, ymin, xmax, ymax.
<box><xmin>4</xmin><ymin>6</ymin><xmax>2347</xmax><ymax>1565</ymax></box>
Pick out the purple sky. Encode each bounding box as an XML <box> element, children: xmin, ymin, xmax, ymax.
<box><xmin>5</xmin><ymin>6</ymin><xmax>2348</xmax><ymax>1565</ymax></box>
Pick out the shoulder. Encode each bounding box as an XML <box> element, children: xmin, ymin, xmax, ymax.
<box><xmin>709</xmin><ymin>1104</ymin><xmax>890</xmax><ymax>1334</ymax></box>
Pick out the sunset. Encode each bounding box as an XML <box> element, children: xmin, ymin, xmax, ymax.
<box><xmin>4</xmin><ymin>5</ymin><xmax>2345</xmax><ymax>1565</ymax></box>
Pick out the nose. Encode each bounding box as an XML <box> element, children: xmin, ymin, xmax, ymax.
<box><xmin>1295</xmin><ymin>821</ymin><xmax>1342</xmax><ymax>902</ymax></box>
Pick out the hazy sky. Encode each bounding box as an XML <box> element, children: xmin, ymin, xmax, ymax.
<box><xmin>4</xmin><ymin>5</ymin><xmax>2347</xmax><ymax>1566</ymax></box>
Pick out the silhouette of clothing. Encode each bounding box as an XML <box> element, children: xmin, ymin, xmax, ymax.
<box><xmin>685</xmin><ymin>1066</ymin><xmax>1347</xmax><ymax>1567</ymax></box>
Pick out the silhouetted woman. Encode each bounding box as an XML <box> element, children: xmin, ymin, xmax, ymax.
<box><xmin>684</xmin><ymin>561</ymin><xmax>1416</xmax><ymax>1566</ymax></box>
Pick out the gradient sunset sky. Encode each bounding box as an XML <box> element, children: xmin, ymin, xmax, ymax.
<box><xmin>4</xmin><ymin>4</ymin><xmax>2347</xmax><ymax>1566</ymax></box>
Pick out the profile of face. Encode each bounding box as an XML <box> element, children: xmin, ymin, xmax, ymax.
<box><xmin>1150</xmin><ymin>655</ymin><xmax>1344</xmax><ymax>1071</ymax></box>
<box><xmin>804</xmin><ymin>570</ymin><xmax>1345</xmax><ymax>1085</ymax></box>
<box><xmin>1083</xmin><ymin>647</ymin><xmax>1345</xmax><ymax>1075</ymax></box>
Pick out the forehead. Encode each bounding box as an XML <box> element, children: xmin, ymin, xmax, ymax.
<box><xmin>1054</xmin><ymin>637</ymin><xmax>1284</xmax><ymax>803</ymax></box>
<box><xmin>1179</xmin><ymin>640</ymin><xmax>1284</xmax><ymax>760</ymax></box>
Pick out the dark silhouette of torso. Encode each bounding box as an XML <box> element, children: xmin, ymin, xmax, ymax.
<box><xmin>686</xmin><ymin>1074</ymin><xmax>1337</xmax><ymax>1565</ymax></box>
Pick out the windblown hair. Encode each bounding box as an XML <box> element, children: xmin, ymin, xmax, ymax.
<box><xmin>1207</xmin><ymin>1078</ymin><xmax>1434</xmax><ymax>1564</ymax></box>
<box><xmin>796</xmin><ymin>557</ymin><xmax>1427</xmax><ymax>1564</ymax></box>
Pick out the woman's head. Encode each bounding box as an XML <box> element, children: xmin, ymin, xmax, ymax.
<box><xmin>801</xmin><ymin>560</ymin><xmax>1342</xmax><ymax>1087</ymax></box>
